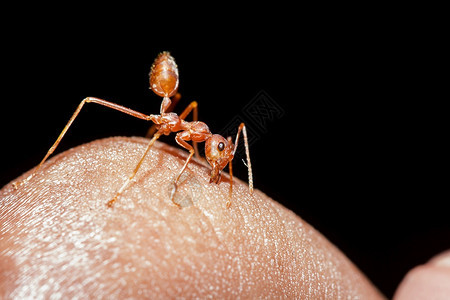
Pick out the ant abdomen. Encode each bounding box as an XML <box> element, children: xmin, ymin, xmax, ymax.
<box><xmin>149</xmin><ymin>52</ymin><xmax>179</xmax><ymax>98</ymax></box>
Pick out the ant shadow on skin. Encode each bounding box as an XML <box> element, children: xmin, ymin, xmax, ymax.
<box><xmin>168</xmin><ymin>171</ymin><xmax>204</xmax><ymax>208</ymax></box>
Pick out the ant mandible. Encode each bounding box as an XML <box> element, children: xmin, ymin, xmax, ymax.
<box><xmin>14</xmin><ymin>52</ymin><xmax>253</xmax><ymax>208</ymax></box>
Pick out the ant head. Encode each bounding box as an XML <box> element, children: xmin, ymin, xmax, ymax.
<box><xmin>149</xmin><ymin>52</ymin><xmax>179</xmax><ymax>98</ymax></box>
<box><xmin>205</xmin><ymin>134</ymin><xmax>234</xmax><ymax>184</ymax></box>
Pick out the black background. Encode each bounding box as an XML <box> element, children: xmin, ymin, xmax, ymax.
<box><xmin>1</xmin><ymin>11</ymin><xmax>447</xmax><ymax>298</ymax></box>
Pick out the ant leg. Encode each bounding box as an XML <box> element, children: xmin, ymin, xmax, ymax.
<box><xmin>178</xmin><ymin>101</ymin><xmax>198</xmax><ymax>120</ymax></box>
<box><xmin>227</xmin><ymin>148</ymin><xmax>233</xmax><ymax>208</ymax></box>
<box><xmin>224</xmin><ymin>123</ymin><xmax>253</xmax><ymax>208</ymax></box>
<box><xmin>107</xmin><ymin>132</ymin><xmax>162</xmax><ymax>207</ymax></box>
<box><xmin>145</xmin><ymin>93</ymin><xmax>182</xmax><ymax>138</ymax></box>
<box><xmin>170</xmin><ymin>132</ymin><xmax>195</xmax><ymax>206</ymax></box>
<box><xmin>13</xmin><ymin>97</ymin><xmax>151</xmax><ymax>189</ymax></box>
<box><xmin>178</xmin><ymin>101</ymin><xmax>200</xmax><ymax>159</ymax></box>
<box><xmin>232</xmin><ymin>123</ymin><xmax>254</xmax><ymax>194</ymax></box>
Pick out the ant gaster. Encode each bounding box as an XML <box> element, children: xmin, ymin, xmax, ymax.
<box><xmin>14</xmin><ymin>52</ymin><xmax>253</xmax><ymax>208</ymax></box>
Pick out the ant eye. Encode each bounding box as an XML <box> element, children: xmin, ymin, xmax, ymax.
<box><xmin>218</xmin><ymin>142</ymin><xmax>225</xmax><ymax>151</ymax></box>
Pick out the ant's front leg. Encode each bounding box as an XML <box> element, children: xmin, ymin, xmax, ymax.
<box><xmin>232</xmin><ymin>123</ymin><xmax>253</xmax><ymax>194</ymax></box>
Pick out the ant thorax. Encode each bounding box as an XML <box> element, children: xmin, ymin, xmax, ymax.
<box><xmin>150</xmin><ymin>113</ymin><xmax>184</xmax><ymax>135</ymax></box>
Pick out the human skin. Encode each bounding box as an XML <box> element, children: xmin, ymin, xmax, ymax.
<box><xmin>394</xmin><ymin>250</ymin><xmax>450</xmax><ymax>300</ymax></box>
<box><xmin>0</xmin><ymin>137</ymin><xmax>385</xmax><ymax>298</ymax></box>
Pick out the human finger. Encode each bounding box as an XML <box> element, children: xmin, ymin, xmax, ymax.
<box><xmin>0</xmin><ymin>137</ymin><xmax>384</xmax><ymax>299</ymax></box>
<box><xmin>394</xmin><ymin>250</ymin><xmax>450</xmax><ymax>300</ymax></box>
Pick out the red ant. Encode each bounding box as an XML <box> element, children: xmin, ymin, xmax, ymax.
<box><xmin>14</xmin><ymin>52</ymin><xmax>253</xmax><ymax>208</ymax></box>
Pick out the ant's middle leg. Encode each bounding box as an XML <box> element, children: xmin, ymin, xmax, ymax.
<box><xmin>178</xmin><ymin>101</ymin><xmax>200</xmax><ymax>158</ymax></box>
<box><xmin>170</xmin><ymin>132</ymin><xmax>196</xmax><ymax>206</ymax></box>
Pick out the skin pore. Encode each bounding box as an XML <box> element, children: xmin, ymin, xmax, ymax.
<box><xmin>1</xmin><ymin>137</ymin><xmax>386</xmax><ymax>298</ymax></box>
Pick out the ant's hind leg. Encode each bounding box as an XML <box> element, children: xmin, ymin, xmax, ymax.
<box><xmin>13</xmin><ymin>97</ymin><xmax>150</xmax><ymax>189</ymax></box>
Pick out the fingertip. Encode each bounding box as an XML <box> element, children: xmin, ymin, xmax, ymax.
<box><xmin>1</xmin><ymin>137</ymin><xmax>385</xmax><ymax>298</ymax></box>
<box><xmin>394</xmin><ymin>251</ymin><xmax>450</xmax><ymax>300</ymax></box>
<box><xmin>428</xmin><ymin>250</ymin><xmax>450</xmax><ymax>268</ymax></box>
